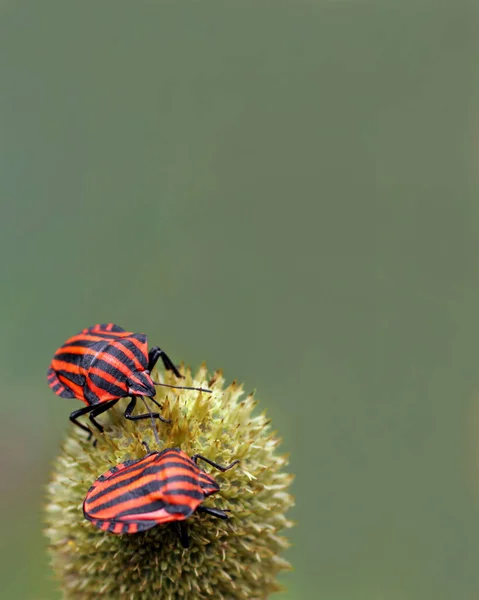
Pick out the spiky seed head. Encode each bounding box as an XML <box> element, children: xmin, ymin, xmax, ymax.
<box><xmin>45</xmin><ymin>365</ymin><xmax>294</xmax><ymax>599</ymax></box>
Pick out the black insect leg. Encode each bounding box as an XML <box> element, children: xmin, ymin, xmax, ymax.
<box><xmin>124</xmin><ymin>396</ymin><xmax>171</xmax><ymax>423</ymax></box>
<box><xmin>174</xmin><ymin>521</ymin><xmax>190</xmax><ymax>548</ymax></box>
<box><xmin>148</xmin><ymin>347</ymin><xmax>183</xmax><ymax>379</ymax></box>
<box><xmin>88</xmin><ymin>399</ymin><xmax>119</xmax><ymax>433</ymax></box>
<box><xmin>147</xmin><ymin>397</ymin><xmax>163</xmax><ymax>410</ymax></box>
<box><xmin>196</xmin><ymin>506</ymin><xmax>230</xmax><ymax>520</ymax></box>
<box><xmin>190</xmin><ymin>455</ymin><xmax>240</xmax><ymax>472</ymax></box>
<box><xmin>69</xmin><ymin>405</ymin><xmax>97</xmax><ymax>436</ymax></box>
<box><xmin>148</xmin><ymin>356</ymin><xmax>212</xmax><ymax>396</ymax></box>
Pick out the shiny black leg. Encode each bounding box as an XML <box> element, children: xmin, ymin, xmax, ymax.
<box><xmin>190</xmin><ymin>455</ymin><xmax>240</xmax><ymax>472</ymax></box>
<box><xmin>148</xmin><ymin>346</ymin><xmax>183</xmax><ymax>378</ymax></box>
<box><xmin>124</xmin><ymin>396</ymin><xmax>171</xmax><ymax>423</ymax></box>
<box><xmin>88</xmin><ymin>399</ymin><xmax>118</xmax><ymax>433</ymax></box>
<box><xmin>69</xmin><ymin>405</ymin><xmax>96</xmax><ymax>436</ymax></box>
<box><xmin>197</xmin><ymin>506</ymin><xmax>230</xmax><ymax>520</ymax></box>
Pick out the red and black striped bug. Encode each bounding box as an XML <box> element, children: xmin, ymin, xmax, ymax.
<box><xmin>47</xmin><ymin>323</ymin><xmax>211</xmax><ymax>437</ymax></box>
<box><xmin>83</xmin><ymin>446</ymin><xmax>239</xmax><ymax>547</ymax></box>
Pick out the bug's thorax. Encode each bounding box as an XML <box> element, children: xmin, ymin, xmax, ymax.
<box><xmin>158</xmin><ymin>450</ymin><xmax>221</xmax><ymax>498</ymax></box>
<box><xmin>150</xmin><ymin>452</ymin><xmax>206</xmax><ymax>512</ymax></box>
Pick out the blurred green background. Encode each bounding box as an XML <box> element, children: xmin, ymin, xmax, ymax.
<box><xmin>1</xmin><ymin>0</ymin><xmax>479</xmax><ymax>598</ymax></box>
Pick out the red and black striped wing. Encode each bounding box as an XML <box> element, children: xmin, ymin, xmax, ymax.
<box><xmin>82</xmin><ymin>332</ymin><xmax>151</xmax><ymax>403</ymax></box>
<box><xmin>83</xmin><ymin>449</ymin><xmax>208</xmax><ymax>534</ymax></box>
<box><xmin>80</xmin><ymin>325</ymin><xmax>150</xmax><ymax>374</ymax></box>
<box><xmin>47</xmin><ymin>366</ymin><xmax>76</xmax><ymax>399</ymax></box>
<box><xmin>48</xmin><ymin>324</ymin><xmax>150</xmax><ymax>405</ymax></box>
<box><xmin>48</xmin><ymin>329</ymin><xmax>110</xmax><ymax>404</ymax></box>
<box><xmin>81</xmin><ymin>324</ymin><xmax>126</xmax><ymax>335</ymax></box>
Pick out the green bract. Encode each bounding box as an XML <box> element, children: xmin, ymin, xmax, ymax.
<box><xmin>45</xmin><ymin>365</ymin><xmax>294</xmax><ymax>600</ymax></box>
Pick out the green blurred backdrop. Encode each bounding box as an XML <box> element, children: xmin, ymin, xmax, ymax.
<box><xmin>1</xmin><ymin>0</ymin><xmax>479</xmax><ymax>598</ymax></box>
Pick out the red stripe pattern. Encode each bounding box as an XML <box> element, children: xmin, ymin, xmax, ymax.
<box><xmin>83</xmin><ymin>448</ymin><xmax>223</xmax><ymax>534</ymax></box>
<box><xmin>47</xmin><ymin>323</ymin><xmax>154</xmax><ymax>406</ymax></box>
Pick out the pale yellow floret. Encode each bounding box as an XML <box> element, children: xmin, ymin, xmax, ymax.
<box><xmin>45</xmin><ymin>365</ymin><xmax>294</xmax><ymax>600</ymax></box>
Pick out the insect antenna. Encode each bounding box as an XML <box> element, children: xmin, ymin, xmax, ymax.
<box><xmin>152</xmin><ymin>381</ymin><xmax>212</xmax><ymax>394</ymax></box>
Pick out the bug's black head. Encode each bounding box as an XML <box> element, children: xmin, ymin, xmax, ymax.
<box><xmin>127</xmin><ymin>371</ymin><xmax>156</xmax><ymax>398</ymax></box>
<box><xmin>198</xmin><ymin>472</ymin><xmax>221</xmax><ymax>497</ymax></box>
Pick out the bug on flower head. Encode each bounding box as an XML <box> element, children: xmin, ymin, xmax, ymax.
<box><xmin>47</xmin><ymin>323</ymin><xmax>211</xmax><ymax>437</ymax></box>
<box><xmin>83</xmin><ymin>446</ymin><xmax>239</xmax><ymax>547</ymax></box>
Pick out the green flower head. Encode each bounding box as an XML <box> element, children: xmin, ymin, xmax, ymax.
<box><xmin>45</xmin><ymin>364</ymin><xmax>294</xmax><ymax>599</ymax></box>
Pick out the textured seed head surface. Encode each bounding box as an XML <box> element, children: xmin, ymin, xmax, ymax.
<box><xmin>45</xmin><ymin>365</ymin><xmax>294</xmax><ymax>600</ymax></box>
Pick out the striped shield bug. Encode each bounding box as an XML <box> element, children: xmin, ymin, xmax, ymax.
<box><xmin>83</xmin><ymin>446</ymin><xmax>239</xmax><ymax>547</ymax></box>
<box><xmin>47</xmin><ymin>323</ymin><xmax>211</xmax><ymax>437</ymax></box>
